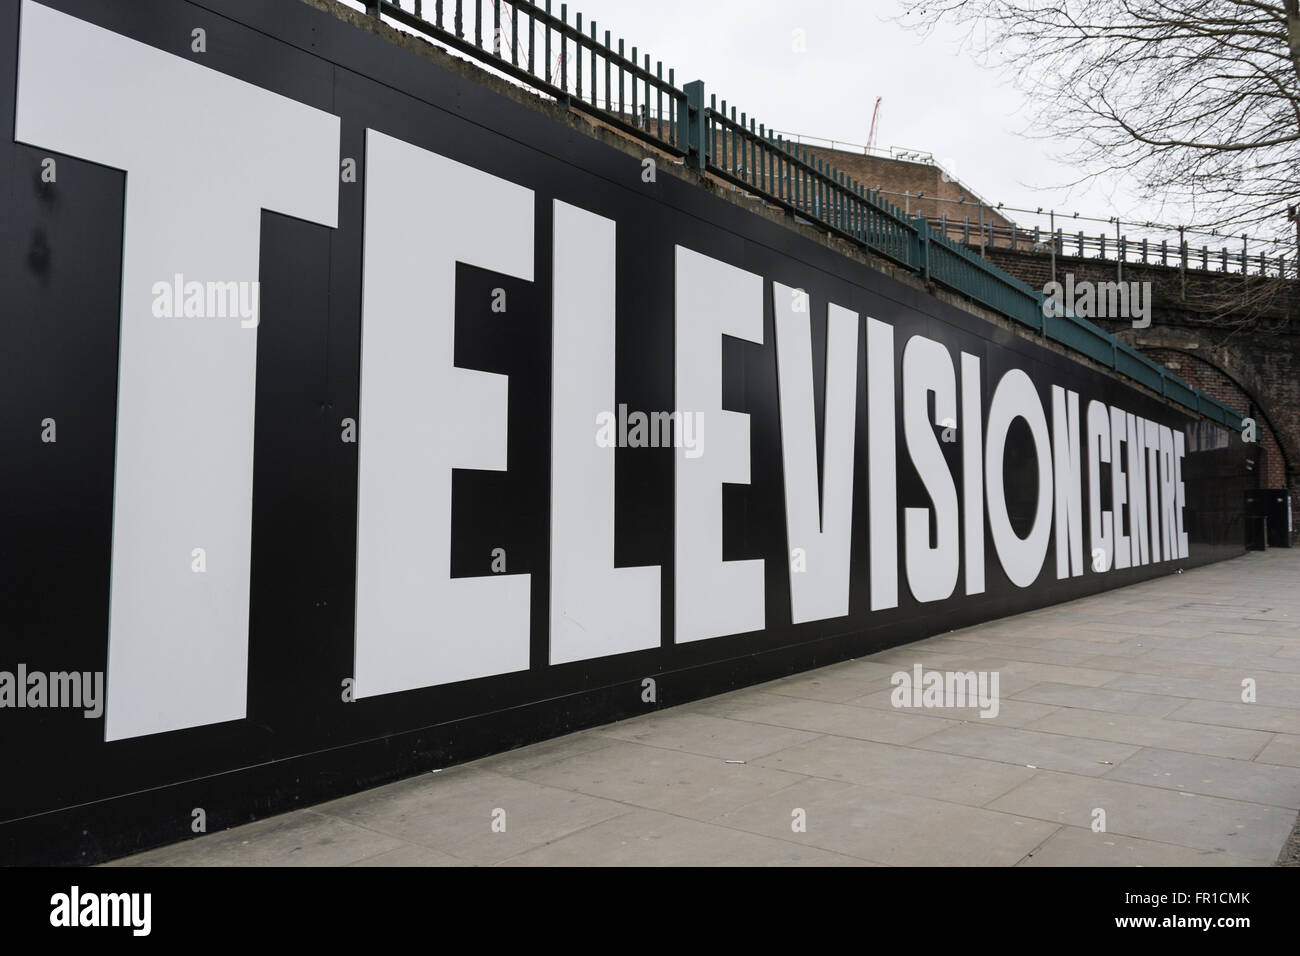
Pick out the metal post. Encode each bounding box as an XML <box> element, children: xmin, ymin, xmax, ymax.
<box><xmin>1289</xmin><ymin>206</ymin><xmax>1300</xmax><ymax>279</ymax></box>
<box><xmin>558</xmin><ymin>6</ymin><xmax>566</xmax><ymax>92</ymax></box>
<box><xmin>1179</xmin><ymin>225</ymin><xmax>1186</xmax><ymax>300</ymax></box>
<box><xmin>1049</xmin><ymin>209</ymin><xmax>1056</xmax><ymax>286</ymax></box>
<box><xmin>1242</xmin><ymin>234</ymin><xmax>1248</xmax><ymax>305</ymax></box>
<box><xmin>684</xmin><ymin>80</ymin><xmax>705</xmax><ymax>170</ymax></box>
<box><xmin>919</xmin><ymin>216</ymin><xmax>931</xmax><ymax>283</ymax></box>
<box><xmin>1116</xmin><ymin>219</ymin><xmax>1122</xmax><ymax>283</ymax></box>
<box><xmin>978</xmin><ymin>202</ymin><xmax>985</xmax><ymax>258</ymax></box>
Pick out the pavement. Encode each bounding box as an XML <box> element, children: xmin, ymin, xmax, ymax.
<box><xmin>111</xmin><ymin>548</ymin><xmax>1300</xmax><ymax>867</ymax></box>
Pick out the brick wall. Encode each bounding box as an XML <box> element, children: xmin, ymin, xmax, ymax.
<box><xmin>798</xmin><ymin>147</ymin><xmax>1013</xmax><ymax>229</ymax></box>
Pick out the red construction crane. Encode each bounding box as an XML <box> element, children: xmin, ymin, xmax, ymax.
<box><xmin>865</xmin><ymin>97</ymin><xmax>882</xmax><ymax>154</ymax></box>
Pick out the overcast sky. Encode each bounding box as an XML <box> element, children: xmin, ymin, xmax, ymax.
<box><xmin>341</xmin><ymin>0</ymin><xmax>1208</xmax><ymax>237</ymax></box>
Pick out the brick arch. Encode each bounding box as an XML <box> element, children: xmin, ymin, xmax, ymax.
<box><xmin>1151</xmin><ymin>349</ymin><xmax>1289</xmax><ymax>492</ymax></box>
<box><xmin>1121</xmin><ymin>327</ymin><xmax>1294</xmax><ymax>488</ymax></box>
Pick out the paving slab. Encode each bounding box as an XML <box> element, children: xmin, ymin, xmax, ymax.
<box><xmin>700</xmin><ymin>691</ymin><xmax>954</xmax><ymax>744</ymax></box>
<box><xmin>469</xmin><ymin>729</ymin><xmax>619</xmax><ymax>776</ymax></box>
<box><xmin>593</xmin><ymin>710</ymin><xmax>821</xmax><ymax>761</ymax></box>
<box><xmin>908</xmin><ymin>723</ymin><xmax>1141</xmax><ymax>776</ymax></box>
<box><xmin>1022</xmin><ymin>709</ymin><xmax>1272</xmax><ymax>760</ymax></box>
<box><xmin>848</xmin><ymin>686</ymin><xmax>1061</xmax><ymax>726</ymax></box>
<box><xmin>1010</xmin><ymin>681</ymin><xmax>1186</xmax><ymax>717</ymax></box>
<box><xmin>515</xmin><ymin>739</ymin><xmax>807</xmax><ymax>821</ymax></box>
<box><xmin>1077</xmin><ymin>653</ymin><xmax>1274</xmax><ymax>682</ymax></box>
<box><xmin>1104</xmin><ymin>747</ymin><xmax>1300</xmax><ymax>808</ymax></box>
<box><xmin>108</xmin><ymin>809</ymin><xmax>407</xmax><ymax>867</ymax></box>
<box><xmin>758</xmin><ymin>668</ymin><xmax>898</xmax><ymax>703</ymax></box>
<box><xmin>1167</xmin><ymin>699</ymin><xmax>1300</xmax><ymax>734</ymax></box>
<box><xmin>917</xmin><ymin>637</ymin><xmax>1102</xmax><ymax>666</ymax></box>
<box><xmin>1104</xmin><ymin>672</ymin><xmax>1300</xmax><ymax>709</ymax></box>
<box><xmin>964</xmin><ymin>660</ymin><xmax>1124</xmax><ymax>688</ymax></box>
<box><xmin>1144</xmin><ymin>647</ymin><xmax>1300</xmax><ymax>675</ymax></box>
<box><xmin>986</xmin><ymin>771</ymin><xmax>1295</xmax><ymax>861</ymax></box>
<box><xmin>345</xmin><ymin>844</ymin><xmax>471</xmax><ymax>867</ymax></box>
<box><xmin>712</xmin><ymin>777</ymin><xmax>1059</xmax><ymax>866</ymax></box>
<box><xmin>752</xmin><ymin>733</ymin><xmax>1037</xmax><ymax>806</ymax></box>
<box><xmin>311</xmin><ymin>766</ymin><xmax>630</xmax><ymax>865</ymax></box>
<box><xmin>1256</xmin><ymin>733</ymin><xmax>1300</xmax><ymax>769</ymax></box>
<box><xmin>1018</xmin><ymin>826</ymin><xmax>1261</xmax><ymax>867</ymax></box>
<box><xmin>500</xmin><ymin>807</ymin><xmax>869</xmax><ymax>867</ymax></box>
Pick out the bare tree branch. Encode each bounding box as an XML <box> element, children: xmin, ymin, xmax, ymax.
<box><xmin>895</xmin><ymin>0</ymin><xmax>1300</xmax><ymax>241</ymax></box>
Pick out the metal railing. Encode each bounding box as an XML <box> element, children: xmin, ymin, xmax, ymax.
<box><xmin>369</xmin><ymin>0</ymin><xmax>689</xmax><ymax>153</ymax></box>
<box><xmin>928</xmin><ymin>215</ymin><xmax>1298</xmax><ymax>280</ymax></box>
<box><xmin>361</xmin><ymin>0</ymin><xmax>1247</xmax><ymax>431</ymax></box>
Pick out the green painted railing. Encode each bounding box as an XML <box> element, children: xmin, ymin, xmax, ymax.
<box><xmin>364</xmin><ymin>0</ymin><xmax>1246</xmax><ymax>431</ymax></box>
